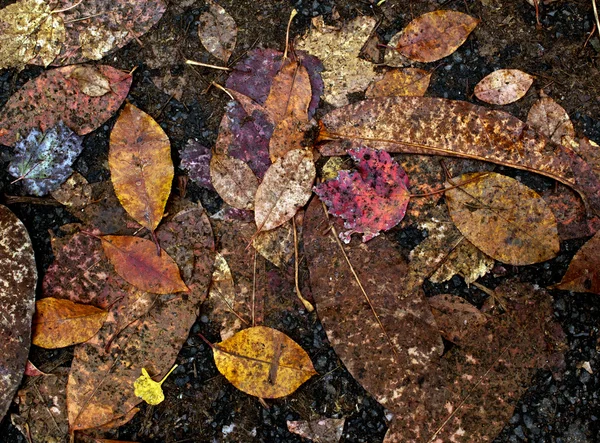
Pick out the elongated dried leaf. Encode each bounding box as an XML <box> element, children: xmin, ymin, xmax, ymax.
<box><xmin>198</xmin><ymin>0</ymin><xmax>237</xmax><ymax>62</ymax></box>
<box><xmin>0</xmin><ymin>65</ymin><xmax>132</xmax><ymax>147</ymax></box>
<box><xmin>474</xmin><ymin>69</ymin><xmax>534</xmax><ymax>105</ymax></box>
<box><xmin>317</xmin><ymin>96</ymin><xmax>600</xmax><ymax>216</ymax></box>
<box><xmin>32</xmin><ymin>298</ymin><xmax>108</xmax><ymax>349</ymax></box>
<box><xmin>527</xmin><ymin>95</ymin><xmax>575</xmax><ymax>145</ymax></box>
<box><xmin>365</xmin><ymin>68</ymin><xmax>431</xmax><ymax>98</ymax></box>
<box><xmin>0</xmin><ymin>205</ymin><xmax>37</xmax><ymax>422</ymax></box>
<box><xmin>213</xmin><ymin>326</ymin><xmax>317</xmax><ymax>398</ymax></box>
<box><xmin>395</xmin><ymin>10</ymin><xmax>479</xmax><ymax>62</ymax></box>
<box><xmin>445</xmin><ymin>172</ymin><xmax>559</xmax><ymax>265</ymax></box>
<box><xmin>287</xmin><ymin>418</ymin><xmax>345</xmax><ymax>443</ymax></box>
<box><xmin>70</xmin><ymin>65</ymin><xmax>112</xmax><ymax>97</ymax></box>
<box><xmin>553</xmin><ymin>230</ymin><xmax>600</xmax><ymax>294</ymax></box>
<box><xmin>428</xmin><ymin>294</ymin><xmax>488</xmax><ymax>344</ymax></box>
<box><xmin>210</xmin><ymin>153</ymin><xmax>258</xmax><ymax>210</ymax></box>
<box><xmin>255</xmin><ymin>149</ymin><xmax>315</xmax><ymax>231</ymax></box>
<box><xmin>101</xmin><ymin>235</ymin><xmax>189</xmax><ymax>294</ymax></box>
<box><xmin>109</xmin><ymin>103</ymin><xmax>173</xmax><ymax>232</ymax></box>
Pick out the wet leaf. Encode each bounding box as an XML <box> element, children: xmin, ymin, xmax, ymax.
<box><xmin>394</xmin><ymin>10</ymin><xmax>479</xmax><ymax>63</ymax></box>
<box><xmin>0</xmin><ymin>65</ymin><xmax>132</xmax><ymax>147</ymax></box>
<box><xmin>212</xmin><ymin>326</ymin><xmax>317</xmax><ymax>398</ymax></box>
<box><xmin>101</xmin><ymin>235</ymin><xmax>189</xmax><ymax>294</ymax></box>
<box><xmin>210</xmin><ymin>153</ymin><xmax>259</xmax><ymax>210</ymax></box>
<box><xmin>314</xmin><ymin>147</ymin><xmax>410</xmax><ymax>243</ymax></box>
<box><xmin>32</xmin><ymin>297</ymin><xmax>108</xmax><ymax>349</ymax></box>
<box><xmin>50</xmin><ymin>172</ymin><xmax>93</xmax><ymax>210</ymax></box>
<box><xmin>133</xmin><ymin>365</ymin><xmax>177</xmax><ymax>405</ymax></box>
<box><xmin>109</xmin><ymin>103</ymin><xmax>173</xmax><ymax>233</ymax></box>
<box><xmin>553</xmin><ymin>230</ymin><xmax>600</xmax><ymax>294</ymax></box>
<box><xmin>445</xmin><ymin>172</ymin><xmax>559</xmax><ymax>265</ymax></box>
<box><xmin>428</xmin><ymin>294</ymin><xmax>488</xmax><ymax>344</ymax></box>
<box><xmin>254</xmin><ymin>149</ymin><xmax>315</xmax><ymax>232</ymax></box>
<box><xmin>287</xmin><ymin>418</ymin><xmax>345</xmax><ymax>443</ymax></box>
<box><xmin>24</xmin><ymin>360</ymin><xmax>48</xmax><ymax>377</ymax></box>
<box><xmin>0</xmin><ymin>205</ymin><xmax>37</xmax><ymax>422</ymax></box>
<box><xmin>474</xmin><ymin>69</ymin><xmax>534</xmax><ymax>105</ymax></box>
<box><xmin>429</xmin><ymin>239</ymin><xmax>495</xmax><ymax>284</ymax></box>
<box><xmin>198</xmin><ymin>0</ymin><xmax>237</xmax><ymax>62</ymax></box>
<box><xmin>252</xmin><ymin>221</ymin><xmax>294</xmax><ymax>268</ymax></box>
<box><xmin>572</xmin><ymin>137</ymin><xmax>600</xmax><ymax>181</ymax></box>
<box><xmin>365</xmin><ymin>68</ymin><xmax>431</xmax><ymax>98</ymax></box>
<box><xmin>70</xmin><ymin>65</ymin><xmax>112</xmax><ymax>97</ymax></box>
<box><xmin>8</xmin><ymin>122</ymin><xmax>83</xmax><ymax>196</ymax></box>
<box><xmin>527</xmin><ymin>95</ymin><xmax>575</xmax><ymax>145</ymax></box>
<box><xmin>179</xmin><ymin>140</ymin><xmax>214</xmax><ymax>190</ymax></box>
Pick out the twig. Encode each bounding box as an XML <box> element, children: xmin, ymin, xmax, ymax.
<box><xmin>185</xmin><ymin>60</ymin><xmax>231</xmax><ymax>71</ymax></box>
<box><xmin>292</xmin><ymin>216</ymin><xmax>314</xmax><ymax>312</ymax></box>
<box><xmin>593</xmin><ymin>0</ymin><xmax>600</xmax><ymax>42</ymax></box>
<box><xmin>283</xmin><ymin>9</ymin><xmax>298</xmax><ymax>59</ymax></box>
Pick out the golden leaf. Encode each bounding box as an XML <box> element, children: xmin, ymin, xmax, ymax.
<box><xmin>133</xmin><ymin>365</ymin><xmax>178</xmax><ymax>406</ymax></box>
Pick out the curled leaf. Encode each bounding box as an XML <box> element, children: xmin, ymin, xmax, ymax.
<box><xmin>133</xmin><ymin>365</ymin><xmax>178</xmax><ymax>405</ymax></box>
<box><xmin>474</xmin><ymin>69</ymin><xmax>534</xmax><ymax>105</ymax></box>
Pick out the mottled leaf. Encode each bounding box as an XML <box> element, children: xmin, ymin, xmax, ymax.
<box><xmin>70</xmin><ymin>65</ymin><xmax>112</xmax><ymax>97</ymax></box>
<box><xmin>210</xmin><ymin>153</ymin><xmax>259</xmax><ymax>210</ymax></box>
<box><xmin>133</xmin><ymin>365</ymin><xmax>177</xmax><ymax>405</ymax></box>
<box><xmin>474</xmin><ymin>69</ymin><xmax>534</xmax><ymax>105</ymax></box>
<box><xmin>252</xmin><ymin>221</ymin><xmax>294</xmax><ymax>268</ymax></box>
<box><xmin>50</xmin><ymin>172</ymin><xmax>93</xmax><ymax>210</ymax></box>
<box><xmin>553</xmin><ymin>230</ymin><xmax>600</xmax><ymax>294</ymax></box>
<box><xmin>32</xmin><ymin>297</ymin><xmax>108</xmax><ymax>349</ymax></box>
<box><xmin>8</xmin><ymin>122</ymin><xmax>83</xmax><ymax>196</ymax></box>
<box><xmin>365</xmin><ymin>68</ymin><xmax>431</xmax><ymax>98</ymax></box>
<box><xmin>287</xmin><ymin>418</ymin><xmax>345</xmax><ymax>443</ymax></box>
<box><xmin>527</xmin><ymin>95</ymin><xmax>575</xmax><ymax>145</ymax></box>
<box><xmin>314</xmin><ymin>147</ymin><xmax>410</xmax><ymax>243</ymax></box>
<box><xmin>179</xmin><ymin>139</ymin><xmax>214</xmax><ymax>190</ymax></box>
<box><xmin>198</xmin><ymin>0</ymin><xmax>237</xmax><ymax>62</ymax></box>
<box><xmin>24</xmin><ymin>360</ymin><xmax>48</xmax><ymax>377</ymax></box>
<box><xmin>428</xmin><ymin>294</ymin><xmax>488</xmax><ymax>344</ymax></box>
<box><xmin>0</xmin><ymin>65</ymin><xmax>132</xmax><ymax>147</ymax></box>
<box><xmin>213</xmin><ymin>326</ymin><xmax>317</xmax><ymax>399</ymax></box>
<box><xmin>429</xmin><ymin>239</ymin><xmax>495</xmax><ymax>284</ymax></box>
<box><xmin>573</xmin><ymin>137</ymin><xmax>600</xmax><ymax>181</ymax></box>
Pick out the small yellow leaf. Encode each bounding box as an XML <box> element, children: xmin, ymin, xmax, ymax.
<box><xmin>133</xmin><ymin>365</ymin><xmax>178</xmax><ymax>405</ymax></box>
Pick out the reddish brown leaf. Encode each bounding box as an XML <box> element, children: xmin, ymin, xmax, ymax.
<box><xmin>474</xmin><ymin>69</ymin><xmax>534</xmax><ymax>105</ymax></box>
<box><xmin>210</xmin><ymin>153</ymin><xmax>258</xmax><ymax>210</ymax></box>
<box><xmin>527</xmin><ymin>95</ymin><xmax>575</xmax><ymax>145</ymax></box>
<box><xmin>365</xmin><ymin>68</ymin><xmax>432</xmax><ymax>98</ymax></box>
<box><xmin>198</xmin><ymin>0</ymin><xmax>237</xmax><ymax>62</ymax></box>
<box><xmin>0</xmin><ymin>65</ymin><xmax>132</xmax><ymax>147</ymax></box>
<box><xmin>70</xmin><ymin>65</ymin><xmax>112</xmax><ymax>97</ymax></box>
<box><xmin>24</xmin><ymin>360</ymin><xmax>48</xmax><ymax>377</ymax></box>
<box><xmin>428</xmin><ymin>294</ymin><xmax>488</xmax><ymax>344</ymax></box>
<box><xmin>553</xmin><ymin>230</ymin><xmax>600</xmax><ymax>294</ymax></box>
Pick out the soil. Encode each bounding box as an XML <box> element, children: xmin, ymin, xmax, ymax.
<box><xmin>1</xmin><ymin>0</ymin><xmax>600</xmax><ymax>442</ymax></box>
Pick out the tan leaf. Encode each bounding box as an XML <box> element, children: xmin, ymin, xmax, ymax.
<box><xmin>553</xmin><ymin>229</ymin><xmax>600</xmax><ymax>294</ymax></box>
<box><xmin>527</xmin><ymin>96</ymin><xmax>575</xmax><ymax>145</ymax></box>
<box><xmin>474</xmin><ymin>69</ymin><xmax>534</xmax><ymax>105</ymax></box>
<box><xmin>365</xmin><ymin>68</ymin><xmax>431</xmax><ymax>98</ymax></box>
<box><xmin>429</xmin><ymin>238</ymin><xmax>495</xmax><ymax>284</ymax></box>
<box><xmin>428</xmin><ymin>294</ymin><xmax>488</xmax><ymax>344</ymax></box>
<box><xmin>210</xmin><ymin>153</ymin><xmax>259</xmax><ymax>210</ymax></box>
<box><xmin>50</xmin><ymin>172</ymin><xmax>93</xmax><ymax>210</ymax></box>
<box><xmin>70</xmin><ymin>65</ymin><xmax>112</xmax><ymax>97</ymax></box>
<box><xmin>198</xmin><ymin>0</ymin><xmax>237</xmax><ymax>62</ymax></box>
<box><xmin>252</xmin><ymin>220</ymin><xmax>294</xmax><ymax>268</ymax></box>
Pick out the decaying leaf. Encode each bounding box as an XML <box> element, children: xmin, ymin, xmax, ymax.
<box><xmin>50</xmin><ymin>172</ymin><xmax>93</xmax><ymax>210</ymax></box>
<box><xmin>429</xmin><ymin>239</ymin><xmax>495</xmax><ymax>284</ymax></box>
<box><xmin>0</xmin><ymin>205</ymin><xmax>37</xmax><ymax>422</ymax></box>
<box><xmin>572</xmin><ymin>137</ymin><xmax>600</xmax><ymax>181</ymax></box>
<box><xmin>393</xmin><ymin>10</ymin><xmax>479</xmax><ymax>63</ymax></box>
<box><xmin>179</xmin><ymin>140</ymin><xmax>214</xmax><ymax>190</ymax></box>
<box><xmin>287</xmin><ymin>418</ymin><xmax>345</xmax><ymax>443</ymax></box>
<box><xmin>210</xmin><ymin>153</ymin><xmax>259</xmax><ymax>210</ymax></box>
<box><xmin>428</xmin><ymin>294</ymin><xmax>488</xmax><ymax>344</ymax></box>
<box><xmin>101</xmin><ymin>235</ymin><xmax>189</xmax><ymax>294</ymax></box>
<box><xmin>527</xmin><ymin>95</ymin><xmax>575</xmax><ymax>145</ymax></box>
<box><xmin>8</xmin><ymin>122</ymin><xmax>83</xmax><ymax>196</ymax></box>
<box><xmin>445</xmin><ymin>172</ymin><xmax>559</xmax><ymax>265</ymax></box>
<box><xmin>314</xmin><ymin>147</ymin><xmax>410</xmax><ymax>243</ymax></box>
<box><xmin>24</xmin><ymin>360</ymin><xmax>48</xmax><ymax>377</ymax></box>
<box><xmin>254</xmin><ymin>149</ymin><xmax>315</xmax><ymax>232</ymax></box>
<box><xmin>212</xmin><ymin>326</ymin><xmax>317</xmax><ymax>398</ymax></box>
<box><xmin>70</xmin><ymin>65</ymin><xmax>112</xmax><ymax>97</ymax></box>
<box><xmin>198</xmin><ymin>0</ymin><xmax>237</xmax><ymax>62</ymax></box>
<box><xmin>474</xmin><ymin>69</ymin><xmax>534</xmax><ymax>105</ymax></box>
<box><xmin>32</xmin><ymin>297</ymin><xmax>108</xmax><ymax>349</ymax></box>
<box><xmin>252</xmin><ymin>221</ymin><xmax>294</xmax><ymax>268</ymax></box>
<box><xmin>109</xmin><ymin>103</ymin><xmax>173</xmax><ymax>233</ymax></box>
<box><xmin>365</xmin><ymin>68</ymin><xmax>431</xmax><ymax>98</ymax></box>
<box><xmin>553</xmin><ymin>230</ymin><xmax>600</xmax><ymax>294</ymax></box>
<box><xmin>133</xmin><ymin>365</ymin><xmax>177</xmax><ymax>405</ymax></box>
<box><xmin>0</xmin><ymin>65</ymin><xmax>132</xmax><ymax>147</ymax></box>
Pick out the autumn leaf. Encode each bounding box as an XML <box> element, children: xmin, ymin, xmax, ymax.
<box><xmin>69</xmin><ymin>65</ymin><xmax>112</xmax><ymax>97</ymax></box>
<box><xmin>444</xmin><ymin>172</ymin><xmax>559</xmax><ymax>265</ymax></box>
<box><xmin>212</xmin><ymin>326</ymin><xmax>317</xmax><ymax>398</ymax></box>
<box><xmin>314</xmin><ymin>147</ymin><xmax>410</xmax><ymax>243</ymax></box>
<box><xmin>109</xmin><ymin>103</ymin><xmax>173</xmax><ymax>233</ymax></box>
<box><xmin>0</xmin><ymin>204</ymin><xmax>37</xmax><ymax>422</ymax></box>
<box><xmin>32</xmin><ymin>297</ymin><xmax>108</xmax><ymax>349</ymax></box>
<box><xmin>393</xmin><ymin>10</ymin><xmax>479</xmax><ymax>63</ymax></box>
<box><xmin>527</xmin><ymin>95</ymin><xmax>575</xmax><ymax>145</ymax></box>
<box><xmin>8</xmin><ymin>122</ymin><xmax>83</xmax><ymax>196</ymax></box>
<box><xmin>365</xmin><ymin>68</ymin><xmax>431</xmax><ymax>98</ymax></box>
<box><xmin>101</xmin><ymin>235</ymin><xmax>189</xmax><ymax>294</ymax></box>
<box><xmin>133</xmin><ymin>365</ymin><xmax>178</xmax><ymax>405</ymax></box>
<box><xmin>179</xmin><ymin>140</ymin><xmax>214</xmax><ymax>190</ymax></box>
<box><xmin>553</xmin><ymin>229</ymin><xmax>600</xmax><ymax>294</ymax></box>
<box><xmin>252</xmin><ymin>221</ymin><xmax>294</xmax><ymax>268</ymax></box>
<box><xmin>428</xmin><ymin>294</ymin><xmax>488</xmax><ymax>344</ymax></box>
<box><xmin>50</xmin><ymin>172</ymin><xmax>93</xmax><ymax>210</ymax></box>
<box><xmin>198</xmin><ymin>0</ymin><xmax>237</xmax><ymax>62</ymax></box>
<box><xmin>429</xmin><ymin>238</ymin><xmax>495</xmax><ymax>284</ymax></box>
<box><xmin>287</xmin><ymin>418</ymin><xmax>345</xmax><ymax>443</ymax></box>
<box><xmin>474</xmin><ymin>69</ymin><xmax>534</xmax><ymax>105</ymax></box>
<box><xmin>210</xmin><ymin>152</ymin><xmax>259</xmax><ymax>210</ymax></box>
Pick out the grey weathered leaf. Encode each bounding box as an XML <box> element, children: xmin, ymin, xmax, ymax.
<box><xmin>198</xmin><ymin>0</ymin><xmax>237</xmax><ymax>62</ymax></box>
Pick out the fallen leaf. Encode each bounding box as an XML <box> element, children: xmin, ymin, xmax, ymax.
<box><xmin>210</xmin><ymin>153</ymin><xmax>259</xmax><ymax>210</ymax></box>
<box><xmin>24</xmin><ymin>360</ymin><xmax>48</xmax><ymax>377</ymax></box>
<box><xmin>101</xmin><ymin>235</ymin><xmax>189</xmax><ymax>294</ymax></box>
<box><xmin>133</xmin><ymin>365</ymin><xmax>177</xmax><ymax>405</ymax></box>
<box><xmin>365</xmin><ymin>68</ymin><xmax>431</xmax><ymax>98</ymax></box>
<box><xmin>314</xmin><ymin>147</ymin><xmax>410</xmax><ymax>243</ymax></box>
<box><xmin>109</xmin><ymin>103</ymin><xmax>173</xmax><ymax>233</ymax></box>
<box><xmin>198</xmin><ymin>0</ymin><xmax>237</xmax><ymax>62</ymax></box>
<box><xmin>0</xmin><ymin>205</ymin><xmax>37</xmax><ymax>422</ymax></box>
<box><xmin>393</xmin><ymin>10</ymin><xmax>479</xmax><ymax>63</ymax></box>
<box><xmin>8</xmin><ymin>122</ymin><xmax>83</xmax><ymax>196</ymax></box>
<box><xmin>429</xmin><ymin>239</ymin><xmax>495</xmax><ymax>284</ymax></box>
<box><xmin>50</xmin><ymin>172</ymin><xmax>93</xmax><ymax>211</ymax></box>
<box><xmin>445</xmin><ymin>172</ymin><xmax>559</xmax><ymax>265</ymax></box>
<box><xmin>428</xmin><ymin>294</ymin><xmax>488</xmax><ymax>344</ymax></box>
<box><xmin>32</xmin><ymin>297</ymin><xmax>108</xmax><ymax>349</ymax></box>
<box><xmin>474</xmin><ymin>69</ymin><xmax>534</xmax><ymax>105</ymax></box>
<box><xmin>252</xmin><ymin>221</ymin><xmax>294</xmax><ymax>268</ymax></box>
<box><xmin>571</xmin><ymin>137</ymin><xmax>600</xmax><ymax>181</ymax></box>
<box><xmin>212</xmin><ymin>326</ymin><xmax>317</xmax><ymax>398</ymax></box>
<box><xmin>287</xmin><ymin>418</ymin><xmax>345</xmax><ymax>443</ymax></box>
<box><xmin>0</xmin><ymin>65</ymin><xmax>132</xmax><ymax>147</ymax></box>
<box><xmin>383</xmin><ymin>30</ymin><xmax>411</xmax><ymax>68</ymax></box>
<box><xmin>179</xmin><ymin>140</ymin><xmax>214</xmax><ymax>190</ymax></box>
<box><xmin>69</xmin><ymin>65</ymin><xmax>112</xmax><ymax>97</ymax></box>
<box><xmin>553</xmin><ymin>230</ymin><xmax>600</xmax><ymax>294</ymax></box>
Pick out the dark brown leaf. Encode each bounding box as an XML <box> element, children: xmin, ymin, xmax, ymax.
<box><xmin>553</xmin><ymin>230</ymin><xmax>600</xmax><ymax>294</ymax></box>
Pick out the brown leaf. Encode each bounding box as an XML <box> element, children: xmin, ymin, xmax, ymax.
<box><xmin>428</xmin><ymin>294</ymin><xmax>488</xmax><ymax>344</ymax></box>
<box><xmin>287</xmin><ymin>418</ymin><xmax>345</xmax><ymax>443</ymax></box>
<box><xmin>365</xmin><ymin>68</ymin><xmax>431</xmax><ymax>98</ymax></box>
<box><xmin>198</xmin><ymin>0</ymin><xmax>237</xmax><ymax>62</ymax></box>
<box><xmin>210</xmin><ymin>153</ymin><xmax>259</xmax><ymax>210</ymax></box>
<box><xmin>553</xmin><ymin>230</ymin><xmax>600</xmax><ymax>294</ymax></box>
<box><xmin>394</xmin><ymin>10</ymin><xmax>479</xmax><ymax>63</ymax></box>
<box><xmin>572</xmin><ymin>137</ymin><xmax>600</xmax><ymax>181</ymax></box>
<box><xmin>445</xmin><ymin>172</ymin><xmax>559</xmax><ymax>265</ymax></box>
<box><xmin>109</xmin><ymin>103</ymin><xmax>173</xmax><ymax>233</ymax></box>
<box><xmin>474</xmin><ymin>69</ymin><xmax>534</xmax><ymax>105</ymax></box>
<box><xmin>527</xmin><ymin>95</ymin><xmax>575</xmax><ymax>145</ymax></box>
<box><xmin>429</xmin><ymin>239</ymin><xmax>495</xmax><ymax>284</ymax></box>
<box><xmin>252</xmin><ymin>221</ymin><xmax>294</xmax><ymax>268</ymax></box>
<box><xmin>69</xmin><ymin>65</ymin><xmax>112</xmax><ymax>97</ymax></box>
<box><xmin>50</xmin><ymin>172</ymin><xmax>93</xmax><ymax>210</ymax></box>
<box><xmin>32</xmin><ymin>298</ymin><xmax>108</xmax><ymax>349</ymax></box>
<box><xmin>101</xmin><ymin>235</ymin><xmax>189</xmax><ymax>294</ymax></box>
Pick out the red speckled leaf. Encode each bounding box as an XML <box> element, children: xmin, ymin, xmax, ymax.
<box><xmin>553</xmin><ymin>230</ymin><xmax>600</xmax><ymax>294</ymax></box>
<box><xmin>0</xmin><ymin>204</ymin><xmax>37</xmax><ymax>422</ymax></box>
<box><xmin>474</xmin><ymin>69</ymin><xmax>534</xmax><ymax>105</ymax></box>
<box><xmin>0</xmin><ymin>65</ymin><xmax>131</xmax><ymax>147</ymax></box>
<box><xmin>314</xmin><ymin>147</ymin><xmax>410</xmax><ymax>243</ymax></box>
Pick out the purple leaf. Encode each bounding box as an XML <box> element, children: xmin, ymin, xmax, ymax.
<box><xmin>180</xmin><ymin>140</ymin><xmax>214</xmax><ymax>190</ymax></box>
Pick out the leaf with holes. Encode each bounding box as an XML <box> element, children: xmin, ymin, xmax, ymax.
<box><xmin>198</xmin><ymin>0</ymin><xmax>237</xmax><ymax>62</ymax></box>
<box><xmin>210</xmin><ymin>152</ymin><xmax>258</xmax><ymax>210</ymax></box>
<box><xmin>474</xmin><ymin>69</ymin><xmax>534</xmax><ymax>105</ymax></box>
<box><xmin>553</xmin><ymin>230</ymin><xmax>600</xmax><ymax>294</ymax></box>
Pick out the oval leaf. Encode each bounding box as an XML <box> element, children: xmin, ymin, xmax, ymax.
<box><xmin>101</xmin><ymin>235</ymin><xmax>189</xmax><ymax>294</ymax></box>
<box><xmin>474</xmin><ymin>69</ymin><xmax>534</xmax><ymax>105</ymax></box>
<box><xmin>198</xmin><ymin>0</ymin><xmax>237</xmax><ymax>62</ymax></box>
<box><xmin>210</xmin><ymin>153</ymin><xmax>258</xmax><ymax>210</ymax></box>
<box><xmin>255</xmin><ymin>149</ymin><xmax>315</xmax><ymax>232</ymax></box>
<box><xmin>396</xmin><ymin>10</ymin><xmax>479</xmax><ymax>62</ymax></box>
<box><xmin>445</xmin><ymin>172</ymin><xmax>559</xmax><ymax>265</ymax></box>
<box><xmin>553</xmin><ymin>230</ymin><xmax>600</xmax><ymax>294</ymax></box>
<box><xmin>213</xmin><ymin>326</ymin><xmax>317</xmax><ymax>398</ymax></box>
<box><xmin>109</xmin><ymin>103</ymin><xmax>173</xmax><ymax>232</ymax></box>
<box><xmin>527</xmin><ymin>96</ymin><xmax>574</xmax><ymax>145</ymax></box>
<box><xmin>365</xmin><ymin>68</ymin><xmax>431</xmax><ymax>98</ymax></box>
<box><xmin>32</xmin><ymin>297</ymin><xmax>108</xmax><ymax>349</ymax></box>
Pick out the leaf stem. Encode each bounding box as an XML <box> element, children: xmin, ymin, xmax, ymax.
<box><xmin>51</xmin><ymin>0</ymin><xmax>83</xmax><ymax>14</ymax></box>
<box><xmin>185</xmin><ymin>60</ymin><xmax>231</xmax><ymax>71</ymax></box>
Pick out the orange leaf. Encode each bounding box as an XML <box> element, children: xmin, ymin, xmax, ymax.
<box><xmin>365</xmin><ymin>68</ymin><xmax>431</xmax><ymax>98</ymax></box>
<box><xmin>32</xmin><ymin>298</ymin><xmax>107</xmax><ymax>349</ymax></box>
<box><xmin>109</xmin><ymin>103</ymin><xmax>173</xmax><ymax>233</ymax></box>
<box><xmin>474</xmin><ymin>69</ymin><xmax>534</xmax><ymax>105</ymax></box>
<box><xmin>101</xmin><ymin>235</ymin><xmax>189</xmax><ymax>294</ymax></box>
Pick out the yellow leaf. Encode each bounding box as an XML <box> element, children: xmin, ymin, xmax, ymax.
<box><xmin>133</xmin><ymin>365</ymin><xmax>178</xmax><ymax>405</ymax></box>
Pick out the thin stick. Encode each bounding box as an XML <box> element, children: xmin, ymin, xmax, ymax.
<box><xmin>593</xmin><ymin>0</ymin><xmax>600</xmax><ymax>41</ymax></box>
<box><xmin>185</xmin><ymin>60</ymin><xmax>231</xmax><ymax>71</ymax></box>
<box><xmin>51</xmin><ymin>0</ymin><xmax>82</xmax><ymax>14</ymax></box>
<box><xmin>292</xmin><ymin>216</ymin><xmax>314</xmax><ymax>312</ymax></box>
<box><xmin>252</xmin><ymin>250</ymin><xmax>257</xmax><ymax>326</ymax></box>
<box><xmin>211</xmin><ymin>81</ymin><xmax>235</xmax><ymax>100</ymax></box>
<box><xmin>409</xmin><ymin>173</ymin><xmax>490</xmax><ymax>198</ymax></box>
<box><xmin>283</xmin><ymin>9</ymin><xmax>298</xmax><ymax>59</ymax></box>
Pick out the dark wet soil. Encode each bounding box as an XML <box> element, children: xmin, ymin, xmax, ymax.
<box><xmin>1</xmin><ymin>0</ymin><xmax>600</xmax><ymax>442</ymax></box>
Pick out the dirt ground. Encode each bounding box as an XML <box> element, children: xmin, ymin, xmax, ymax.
<box><xmin>1</xmin><ymin>0</ymin><xmax>600</xmax><ymax>441</ymax></box>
